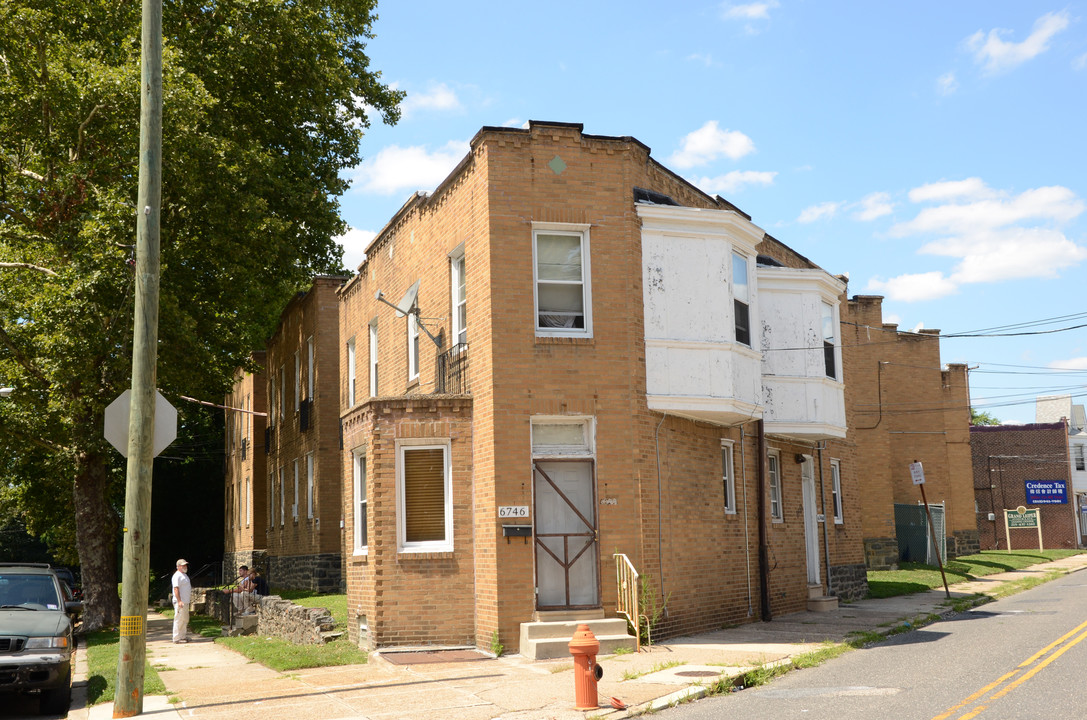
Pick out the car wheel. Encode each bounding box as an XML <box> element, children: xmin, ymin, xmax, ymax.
<box><xmin>39</xmin><ymin>672</ymin><xmax>71</xmax><ymax>715</ymax></box>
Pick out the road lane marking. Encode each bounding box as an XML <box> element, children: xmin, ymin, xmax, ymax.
<box><xmin>932</xmin><ymin>618</ymin><xmax>1087</xmax><ymax>719</ymax></box>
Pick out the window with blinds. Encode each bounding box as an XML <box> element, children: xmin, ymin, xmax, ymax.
<box><xmin>401</xmin><ymin>446</ymin><xmax>449</xmax><ymax>547</ymax></box>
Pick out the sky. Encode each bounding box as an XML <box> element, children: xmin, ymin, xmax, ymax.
<box><xmin>335</xmin><ymin>1</ymin><xmax>1087</xmax><ymax>425</ymax></box>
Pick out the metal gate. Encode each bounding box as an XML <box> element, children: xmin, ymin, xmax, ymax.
<box><xmin>894</xmin><ymin>502</ymin><xmax>946</xmax><ymax>565</ymax></box>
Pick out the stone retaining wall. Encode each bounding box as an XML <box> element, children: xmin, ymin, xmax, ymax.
<box><xmin>828</xmin><ymin>562</ymin><xmax>869</xmax><ymax>602</ymax></box>
<box><xmin>953</xmin><ymin>529</ymin><xmax>980</xmax><ymax>557</ymax></box>
<box><xmin>863</xmin><ymin>537</ymin><xmax>899</xmax><ymax>571</ymax></box>
<box><xmin>191</xmin><ymin>587</ymin><xmax>336</xmax><ymax>645</ymax></box>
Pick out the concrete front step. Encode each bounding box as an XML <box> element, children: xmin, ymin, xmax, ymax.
<box><xmin>807</xmin><ymin>583</ymin><xmax>824</xmax><ymax>600</ymax></box>
<box><xmin>807</xmin><ymin>595</ymin><xmax>839</xmax><ymax>612</ymax></box>
<box><xmin>519</xmin><ymin>618</ymin><xmax>636</xmax><ymax>660</ymax></box>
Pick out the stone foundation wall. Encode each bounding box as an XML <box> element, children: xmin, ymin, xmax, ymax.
<box><xmin>267</xmin><ymin>552</ymin><xmax>342</xmax><ymax>592</ymax></box>
<box><xmin>953</xmin><ymin>529</ymin><xmax>980</xmax><ymax>557</ymax></box>
<box><xmin>828</xmin><ymin>563</ymin><xmax>869</xmax><ymax>602</ymax></box>
<box><xmin>863</xmin><ymin>537</ymin><xmax>899</xmax><ymax>570</ymax></box>
<box><xmin>223</xmin><ymin>549</ymin><xmax>268</xmax><ymax>575</ymax></box>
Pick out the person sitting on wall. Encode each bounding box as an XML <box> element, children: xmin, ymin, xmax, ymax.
<box><xmin>249</xmin><ymin>569</ymin><xmax>270</xmax><ymax>600</ymax></box>
<box><xmin>222</xmin><ymin>565</ymin><xmax>258</xmax><ymax>615</ymax></box>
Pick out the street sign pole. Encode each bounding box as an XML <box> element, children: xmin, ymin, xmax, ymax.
<box><xmin>911</xmin><ymin>461</ymin><xmax>951</xmax><ymax>600</ymax></box>
<box><xmin>114</xmin><ymin>0</ymin><xmax>162</xmax><ymax>715</ymax></box>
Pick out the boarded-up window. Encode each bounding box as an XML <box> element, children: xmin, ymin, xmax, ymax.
<box><xmin>403</xmin><ymin>447</ymin><xmax>447</xmax><ymax>544</ymax></box>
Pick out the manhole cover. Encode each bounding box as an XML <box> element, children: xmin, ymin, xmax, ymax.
<box><xmin>381</xmin><ymin>650</ymin><xmax>491</xmax><ymax>665</ymax></box>
<box><xmin>674</xmin><ymin>670</ymin><xmax>722</xmax><ymax>677</ymax></box>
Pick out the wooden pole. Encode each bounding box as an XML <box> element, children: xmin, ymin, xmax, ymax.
<box><xmin>114</xmin><ymin>0</ymin><xmax>162</xmax><ymax>715</ymax></box>
<box><xmin>919</xmin><ymin>483</ymin><xmax>951</xmax><ymax>600</ymax></box>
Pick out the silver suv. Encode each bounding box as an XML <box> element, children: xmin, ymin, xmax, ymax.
<box><xmin>0</xmin><ymin>563</ymin><xmax>81</xmax><ymax>714</ymax></box>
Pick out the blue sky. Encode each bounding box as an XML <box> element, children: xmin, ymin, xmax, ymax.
<box><xmin>336</xmin><ymin>1</ymin><xmax>1087</xmax><ymax>424</ymax></box>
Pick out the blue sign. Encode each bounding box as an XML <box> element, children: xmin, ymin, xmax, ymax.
<box><xmin>1025</xmin><ymin>480</ymin><xmax>1068</xmax><ymax>505</ymax></box>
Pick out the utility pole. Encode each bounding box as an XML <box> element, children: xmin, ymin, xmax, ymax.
<box><xmin>114</xmin><ymin>0</ymin><xmax>162</xmax><ymax>715</ymax></box>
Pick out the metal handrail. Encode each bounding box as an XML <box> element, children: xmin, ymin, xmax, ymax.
<box><xmin>614</xmin><ymin>553</ymin><xmax>648</xmax><ymax>651</ymax></box>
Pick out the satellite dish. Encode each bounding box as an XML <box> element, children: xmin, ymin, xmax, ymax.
<box><xmin>395</xmin><ymin>280</ymin><xmax>420</xmax><ymax>318</ymax></box>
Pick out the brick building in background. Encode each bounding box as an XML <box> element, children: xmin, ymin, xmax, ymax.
<box><xmin>262</xmin><ymin>276</ymin><xmax>349</xmax><ymax>591</ymax></box>
<box><xmin>843</xmin><ymin>297</ymin><xmax>976</xmax><ymax>569</ymax></box>
<box><xmin>1036</xmin><ymin>395</ymin><xmax>1087</xmax><ymax>544</ymax></box>
<box><xmin>971</xmin><ymin>422</ymin><xmax>1078</xmax><ymax>551</ymax></box>
<box><xmin>223</xmin><ymin>353</ymin><xmax>267</xmax><ymax>572</ymax></box>
<box><xmin>338</xmin><ymin>122</ymin><xmax>870</xmax><ymax>656</ymax></box>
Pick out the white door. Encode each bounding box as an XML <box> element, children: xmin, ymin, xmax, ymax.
<box><xmin>533</xmin><ymin>461</ymin><xmax>599</xmax><ymax>609</ymax></box>
<box><xmin>801</xmin><ymin>458</ymin><xmax>820</xmax><ymax>586</ymax></box>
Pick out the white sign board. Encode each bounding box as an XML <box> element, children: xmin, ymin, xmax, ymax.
<box><xmin>498</xmin><ymin>506</ymin><xmax>529</xmax><ymax>518</ymax></box>
<box><xmin>104</xmin><ymin>389</ymin><xmax>178</xmax><ymax>458</ymax></box>
<box><xmin>910</xmin><ymin>461</ymin><xmax>925</xmax><ymax>485</ymax></box>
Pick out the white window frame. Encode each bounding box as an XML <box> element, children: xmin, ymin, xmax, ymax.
<box><xmin>831</xmin><ymin>459</ymin><xmax>843</xmax><ymax>524</ymax></box>
<box><xmin>347</xmin><ymin>337</ymin><xmax>357</xmax><ymax>407</ymax></box>
<box><xmin>822</xmin><ymin>301</ymin><xmax>838</xmax><ymax>380</ymax></box>
<box><xmin>268</xmin><ymin>378</ymin><xmax>276</xmax><ymax>428</ymax></box>
<box><xmin>532</xmin><ymin>222</ymin><xmax>593</xmax><ymax>338</ymax></box>
<box><xmin>294</xmin><ymin>350</ymin><xmax>301</xmax><ymax>412</ymax></box>
<box><xmin>408</xmin><ymin>312</ymin><xmax>420</xmax><ymax>382</ymax></box>
<box><xmin>306</xmin><ymin>453</ymin><xmax>315</xmax><ymax>519</ymax></box>
<box><xmin>768</xmin><ymin>451</ymin><xmax>783</xmax><ymax>522</ymax></box>
<box><xmin>292</xmin><ymin>459</ymin><xmax>299</xmax><ymax>519</ymax></box>
<box><xmin>450</xmin><ymin>247</ymin><xmax>467</xmax><ymax>346</ymax></box>
<box><xmin>353</xmin><ymin>448</ymin><xmax>368</xmax><ymax>555</ymax></box>
<box><xmin>1075</xmin><ymin>445</ymin><xmax>1085</xmax><ymax>472</ymax></box>
<box><xmin>245</xmin><ymin>476</ymin><xmax>251</xmax><ymax>527</ymax></box>
<box><xmin>722</xmin><ymin>441</ymin><xmax>736</xmax><ymax>515</ymax></box>
<box><xmin>278</xmin><ymin>367</ymin><xmax>285</xmax><ymax>421</ymax></box>
<box><xmin>307</xmin><ymin>337</ymin><xmax>314</xmax><ymax>400</ymax></box>
<box><xmin>369</xmin><ymin>320</ymin><xmax>379</xmax><ymax>398</ymax></box>
<box><xmin>269</xmin><ymin>471</ymin><xmax>275</xmax><ymax>529</ymax></box>
<box><xmin>733</xmin><ymin>251</ymin><xmax>751</xmax><ymax>347</ymax></box>
<box><xmin>279</xmin><ymin>466</ymin><xmax>286</xmax><ymax>526</ymax></box>
<box><xmin>530</xmin><ymin>416</ymin><xmax>595</xmax><ymax>456</ymax></box>
<box><xmin>396</xmin><ymin>438</ymin><xmax>453</xmax><ymax>553</ymax></box>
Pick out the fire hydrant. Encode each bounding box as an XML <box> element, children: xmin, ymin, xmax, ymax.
<box><xmin>568</xmin><ymin>623</ymin><xmax>601</xmax><ymax>710</ymax></box>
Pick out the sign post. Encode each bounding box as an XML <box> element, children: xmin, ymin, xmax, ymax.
<box><xmin>1003</xmin><ymin>506</ymin><xmax>1043</xmax><ymax>552</ymax></box>
<box><xmin>910</xmin><ymin>461</ymin><xmax>950</xmax><ymax>599</ymax></box>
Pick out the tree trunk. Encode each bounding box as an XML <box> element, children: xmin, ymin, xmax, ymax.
<box><xmin>73</xmin><ymin>450</ymin><xmax>120</xmax><ymax>631</ymax></box>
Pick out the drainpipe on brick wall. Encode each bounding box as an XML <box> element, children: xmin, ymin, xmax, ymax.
<box><xmin>816</xmin><ymin>443</ymin><xmax>833</xmax><ymax>595</ymax></box>
<box><xmin>757</xmin><ymin>419</ymin><xmax>771</xmax><ymax>621</ymax></box>
<box><xmin>740</xmin><ymin>426</ymin><xmax>753</xmax><ymax>617</ymax></box>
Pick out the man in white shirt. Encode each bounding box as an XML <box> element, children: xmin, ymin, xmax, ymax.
<box><xmin>171</xmin><ymin>559</ymin><xmax>192</xmax><ymax>643</ymax></box>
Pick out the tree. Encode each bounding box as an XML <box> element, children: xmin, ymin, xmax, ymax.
<box><xmin>0</xmin><ymin>0</ymin><xmax>401</xmax><ymax>629</ymax></box>
<box><xmin>971</xmin><ymin>408</ymin><xmax>1001</xmax><ymax>426</ymax></box>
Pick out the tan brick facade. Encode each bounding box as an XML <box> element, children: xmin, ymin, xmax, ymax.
<box><xmin>337</xmin><ymin>123</ymin><xmax>870</xmax><ymax>653</ymax></box>
<box><xmin>971</xmin><ymin>423</ymin><xmax>1078</xmax><ymax>551</ymax></box>
<box><xmin>262</xmin><ymin>277</ymin><xmax>349</xmax><ymax>591</ymax></box>
<box><xmin>223</xmin><ymin>353</ymin><xmax>267</xmax><ymax>570</ymax></box>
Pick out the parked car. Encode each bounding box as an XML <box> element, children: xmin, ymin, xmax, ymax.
<box><xmin>51</xmin><ymin>568</ymin><xmax>81</xmax><ymax>601</ymax></box>
<box><xmin>0</xmin><ymin>563</ymin><xmax>81</xmax><ymax>714</ymax></box>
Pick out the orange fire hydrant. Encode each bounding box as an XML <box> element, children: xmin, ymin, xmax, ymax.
<box><xmin>568</xmin><ymin>623</ymin><xmax>601</xmax><ymax>710</ymax></box>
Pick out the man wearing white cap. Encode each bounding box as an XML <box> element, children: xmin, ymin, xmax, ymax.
<box><xmin>171</xmin><ymin>559</ymin><xmax>192</xmax><ymax>643</ymax></box>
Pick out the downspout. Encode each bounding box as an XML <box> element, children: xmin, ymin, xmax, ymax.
<box><xmin>740</xmin><ymin>426</ymin><xmax>752</xmax><ymax>617</ymax></box>
<box><xmin>757</xmin><ymin>419</ymin><xmax>771</xmax><ymax>621</ymax></box>
<box><xmin>816</xmin><ymin>443</ymin><xmax>832</xmax><ymax>595</ymax></box>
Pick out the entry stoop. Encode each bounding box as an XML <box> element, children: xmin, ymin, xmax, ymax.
<box><xmin>806</xmin><ymin>584</ymin><xmax>838</xmax><ymax>612</ymax></box>
<box><xmin>518</xmin><ymin>616</ymin><xmax>637</xmax><ymax>660</ymax></box>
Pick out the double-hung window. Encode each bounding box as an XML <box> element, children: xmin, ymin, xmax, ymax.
<box><xmin>733</xmin><ymin>252</ymin><xmax>750</xmax><ymax>346</ymax></box>
<box><xmin>353</xmin><ymin>449</ymin><xmax>367</xmax><ymax>553</ymax></box>
<box><xmin>306</xmin><ymin>338</ymin><xmax>314</xmax><ymax>401</ymax></box>
<box><xmin>294</xmin><ymin>351</ymin><xmax>301</xmax><ymax>412</ymax></box>
<box><xmin>822</xmin><ymin>302</ymin><xmax>837</xmax><ymax>380</ymax></box>
<box><xmin>269</xmin><ymin>472</ymin><xmax>275</xmax><ymax>528</ymax></box>
<box><xmin>397</xmin><ymin>440</ymin><xmax>452</xmax><ymax>552</ymax></box>
<box><xmin>292</xmin><ymin>459</ymin><xmax>299</xmax><ymax>519</ymax></box>
<box><xmin>722</xmin><ymin>442</ymin><xmax>736</xmax><ymax>514</ymax></box>
<box><xmin>451</xmin><ymin>250</ymin><xmax>467</xmax><ymax>346</ymax></box>
<box><xmin>768</xmin><ymin>451</ymin><xmax>782</xmax><ymax>521</ymax></box>
<box><xmin>306</xmin><ymin>453</ymin><xmax>315</xmax><ymax>519</ymax></box>
<box><xmin>533</xmin><ymin>224</ymin><xmax>592</xmax><ymax>336</ymax></box>
<box><xmin>279</xmin><ymin>466</ymin><xmax>286</xmax><ymax>526</ymax></box>
<box><xmin>347</xmin><ymin>337</ymin><xmax>357</xmax><ymax>406</ymax></box>
<box><xmin>244</xmin><ymin>476</ymin><xmax>251</xmax><ymax>527</ymax></box>
<box><xmin>831</xmin><ymin>459</ymin><xmax>843</xmax><ymax>523</ymax></box>
<box><xmin>408</xmin><ymin>313</ymin><xmax>420</xmax><ymax>382</ymax></box>
<box><xmin>1076</xmin><ymin>445</ymin><xmax>1086</xmax><ymax>472</ymax></box>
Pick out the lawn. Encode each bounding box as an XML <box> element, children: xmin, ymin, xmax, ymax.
<box><xmin>83</xmin><ymin>629</ymin><xmax>167</xmax><ymax>706</ymax></box>
<box><xmin>867</xmin><ymin>549</ymin><xmax>1084</xmax><ymax>598</ymax></box>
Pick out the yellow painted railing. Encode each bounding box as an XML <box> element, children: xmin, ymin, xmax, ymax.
<box><xmin>613</xmin><ymin>553</ymin><xmax>649</xmax><ymax>651</ymax></box>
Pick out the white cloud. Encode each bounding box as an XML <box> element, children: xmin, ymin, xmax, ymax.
<box><xmin>796</xmin><ymin>201</ymin><xmax>842</xmax><ymax>224</ymax></box>
<box><xmin>669</xmin><ymin>121</ymin><xmax>756</xmax><ymax>169</ymax></box>
<box><xmin>350</xmin><ymin>140</ymin><xmax>469</xmax><ymax>196</ymax></box>
<box><xmin>883</xmin><ymin>313</ymin><xmax>902</xmax><ymax>326</ymax></box>
<box><xmin>721</xmin><ymin>1</ymin><xmax>779</xmax><ymax>20</ymax></box>
<box><xmin>966</xmin><ymin>11</ymin><xmax>1070</xmax><ymax>74</ymax></box>
<box><xmin>335</xmin><ymin>227</ymin><xmax>375</xmax><ymax>271</ymax></box>
<box><xmin>853</xmin><ymin>192</ymin><xmax>894</xmax><ymax>221</ymax></box>
<box><xmin>1074</xmin><ymin>52</ymin><xmax>1087</xmax><ymax>71</ymax></box>
<box><xmin>399</xmin><ymin>83</ymin><xmax>462</xmax><ymax>117</ymax></box>
<box><xmin>936</xmin><ymin>72</ymin><xmax>958</xmax><ymax>96</ymax></box>
<box><xmin>693</xmin><ymin>170</ymin><xmax>777</xmax><ymax>195</ymax></box>
<box><xmin>873</xmin><ymin>179</ymin><xmax>1087</xmax><ymax>300</ymax></box>
<box><xmin>686</xmin><ymin>53</ymin><xmax>718</xmax><ymax>68</ymax></box>
<box><xmin>866</xmin><ymin>272</ymin><xmax>959</xmax><ymax>302</ymax></box>
<box><xmin>1050</xmin><ymin>357</ymin><xmax>1087</xmax><ymax>370</ymax></box>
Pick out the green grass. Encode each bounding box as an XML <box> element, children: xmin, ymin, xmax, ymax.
<box><xmin>620</xmin><ymin>659</ymin><xmax>683</xmax><ymax>681</ymax></box>
<box><xmin>273</xmin><ymin>590</ymin><xmax>348</xmax><ymax>630</ymax></box>
<box><xmin>866</xmin><ymin>549</ymin><xmax>1083</xmax><ymax>598</ymax></box>
<box><xmin>216</xmin><ymin>634</ymin><xmax>368</xmax><ymax>671</ymax></box>
<box><xmin>84</xmin><ymin>629</ymin><xmax>167</xmax><ymax>705</ymax></box>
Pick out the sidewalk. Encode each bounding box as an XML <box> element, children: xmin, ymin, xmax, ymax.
<box><xmin>68</xmin><ymin>554</ymin><xmax>1087</xmax><ymax>720</ymax></box>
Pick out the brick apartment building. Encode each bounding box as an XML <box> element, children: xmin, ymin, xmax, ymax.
<box><xmin>1036</xmin><ymin>395</ymin><xmax>1087</xmax><ymax>544</ymax></box>
<box><xmin>971</xmin><ymin>422</ymin><xmax>1079</xmax><ymax>551</ymax></box>
<box><xmin>259</xmin><ymin>276</ymin><xmax>349</xmax><ymax>591</ymax></box>
<box><xmin>223</xmin><ymin>353</ymin><xmax>267</xmax><ymax>571</ymax></box>
<box><xmin>844</xmin><ymin>297</ymin><xmax>977</xmax><ymax>569</ymax></box>
<box><xmin>337</xmin><ymin>121</ymin><xmax>871</xmax><ymax>655</ymax></box>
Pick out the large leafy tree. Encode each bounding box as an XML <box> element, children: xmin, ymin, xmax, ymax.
<box><xmin>0</xmin><ymin>0</ymin><xmax>401</xmax><ymax>629</ymax></box>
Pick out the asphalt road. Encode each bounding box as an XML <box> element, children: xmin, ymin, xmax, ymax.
<box><xmin>656</xmin><ymin>572</ymin><xmax>1087</xmax><ymax>720</ymax></box>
